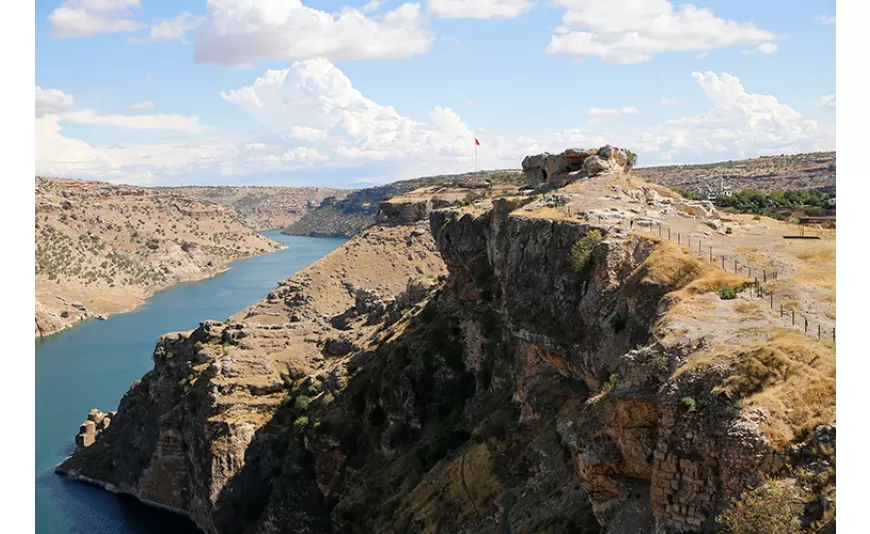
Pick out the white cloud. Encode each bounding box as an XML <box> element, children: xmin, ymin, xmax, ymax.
<box><xmin>244</xmin><ymin>142</ymin><xmax>282</xmax><ymax>151</ymax></box>
<box><xmin>632</xmin><ymin>71</ymin><xmax>835</xmax><ymax>162</ymax></box>
<box><xmin>219</xmin><ymin>59</ymin><xmax>483</xmax><ymax>167</ymax></box>
<box><xmin>49</xmin><ymin>0</ymin><xmax>143</xmax><ymax>38</ymax></box>
<box><xmin>128</xmin><ymin>12</ymin><xmax>204</xmax><ymax>44</ymax></box>
<box><xmin>427</xmin><ymin>0</ymin><xmax>533</xmax><ymax>19</ymax></box>
<box><xmin>61</xmin><ymin>109</ymin><xmax>205</xmax><ymax>133</ymax></box>
<box><xmin>816</xmin><ymin>16</ymin><xmax>836</xmax><ymax>24</ymax></box>
<box><xmin>127</xmin><ymin>101</ymin><xmax>155</xmax><ymax>110</ymax></box>
<box><xmin>744</xmin><ymin>42</ymin><xmax>779</xmax><ymax>55</ymax></box>
<box><xmin>586</xmin><ymin>106</ymin><xmax>639</xmax><ymax>117</ymax></box>
<box><xmin>36</xmin><ymin>86</ymin><xmax>76</xmax><ymax>118</ymax></box>
<box><xmin>547</xmin><ymin>0</ymin><xmax>776</xmax><ymax>64</ymax></box>
<box><xmin>814</xmin><ymin>94</ymin><xmax>836</xmax><ymax>109</ymax></box>
<box><xmin>659</xmin><ymin>98</ymin><xmax>681</xmax><ymax>105</ymax></box>
<box><xmin>363</xmin><ymin>0</ymin><xmax>386</xmax><ymax>12</ymax></box>
<box><xmin>193</xmin><ymin>0</ymin><xmax>432</xmax><ymax>67</ymax></box>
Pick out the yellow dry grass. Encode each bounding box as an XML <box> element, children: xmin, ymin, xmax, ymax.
<box><xmin>782</xmin><ymin>300</ymin><xmax>800</xmax><ymax>312</ymax></box>
<box><xmin>632</xmin><ymin>237</ymin><xmax>752</xmax><ymax>298</ymax></box>
<box><xmin>734</xmin><ymin>300</ymin><xmax>762</xmax><ymax>316</ymax></box>
<box><xmin>795</xmin><ymin>264</ymin><xmax>836</xmax><ymax>291</ymax></box>
<box><xmin>678</xmin><ymin>329</ymin><xmax>835</xmax><ymax>450</ymax></box>
<box><xmin>795</xmin><ymin>246</ymin><xmax>836</xmax><ymax>263</ymax></box>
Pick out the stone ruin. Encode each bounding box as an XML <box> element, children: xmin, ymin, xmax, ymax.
<box><xmin>75</xmin><ymin>408</ymin><xmax>115</xmax><ymax>449</ymax></box>
<box><xmin>521</xmin><ymin>144</ymin><xmax>634</xmax><ymax>188</ymax></box>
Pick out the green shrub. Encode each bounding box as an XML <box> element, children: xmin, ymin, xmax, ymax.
<box><xmin>717</xmin><ymin>477</ymin><xmax>806</xmax><ymax>534</ymax></box>
<box><xmin>193</xmin><ymin>341</ymin><xmax>204</xmax><ymax>351</ymax></box>
<box><xmin>293</xmin><ymin>416</ymin><xmax>309</xmax><ymax>433</ymax></box>
<box><xmin>719</xmin><ymin>285</ymin><xmax>740</xmax><ymax>300</ymax></box>
<box><xmin>681</xmin><ymin>397</ymin><xmax>697</xmax><ymax>412</ymax></box>
<box><xmin>570</xmin><ymin>230</ymin><xmax>604</xmax><ymax>272</ymax></box>
<box><xmin>294</xmin><ymin>395</ymin><xmax>311</xmax><ymax>411</ymax></box>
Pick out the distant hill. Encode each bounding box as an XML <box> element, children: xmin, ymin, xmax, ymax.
<box><xmin>634</xmin><ymin>152</ymin><xmax>836</xmax><ymax>195</ymax></box>
<box><xmin>283</xmin><ymin>169</ymin><xmax>524</xmax><ymax>237</ymax></box>
<box><xmin>163</xmin><ymin>185</ymin><xmax>348</xmax><ymax>231</ymax></box>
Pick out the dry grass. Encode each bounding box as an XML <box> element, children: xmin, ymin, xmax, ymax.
<box><xmin>795</xmin><ymin>264</ymin><xmax>836</xmax><ymax>291</ymax></box>
<box><xmin>795</xmin><ymin>246</ymin><xmax>836</xmax><ymax>263</ymax></box>
<box><xmin>679</xmin><ymin>329</ymin><xmax>835</xmax><ymax>450</ymax></box>
<box><xmin>734</xmin><ymin>300</ymin><xmax>762</xmax><ymax>316</ymax></box>
<box><xmin>781</xmin><ymin>300</ymin><xmax>800</xmax><ymax>312</ymax></box>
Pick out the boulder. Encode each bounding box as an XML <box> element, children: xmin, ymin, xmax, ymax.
<box><xmin>583</xmin><ymin>156</ymin><xmax>611</xmax><ymax>175</ymax></box>
<box><xmin>324</xmin><ymin>336</ymin><xmax>355</xmax><ymax>357</ymax></box>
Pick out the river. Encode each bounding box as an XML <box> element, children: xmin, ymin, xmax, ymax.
<box><xmin>35</xmin><ymin>231</ymin><xmax>347</xmax><ymax>534</ymax></box>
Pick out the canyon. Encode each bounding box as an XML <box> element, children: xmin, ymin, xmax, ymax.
<box><xmin>54</xmin><ymin>146</ymin><xmax>835</xmax><ymax>533</ymax></box>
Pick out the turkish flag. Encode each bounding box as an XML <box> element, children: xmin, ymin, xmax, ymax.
<box><xmin>475</xmin><ymin>138</ymin><xmax>480</xmax><ymax>146</ymax></box>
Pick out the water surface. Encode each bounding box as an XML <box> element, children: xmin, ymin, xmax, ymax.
<box><xmin>36</xmin><ymin>232</ymin><xmax>346</xmax><ymax>533</ymax></box>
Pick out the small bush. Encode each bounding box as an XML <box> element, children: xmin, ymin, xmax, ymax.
<box><xmin>681</xmin><ymin>396</ymin><xmax>697</xmax><ymax>412</ymax></box>
<box><xmin>570</xmin><ymin>230</ymin><xmax>604</xmax><ymax>272</ymax></box>
<box><xmin>719</xmin><ymin>285</ymin><xmax>740</xmax><ymax>300</ymax></box>
<box><xmin>293</xmin><ymin>416</ymin><xmax>309</xmax><ymax>433</ymax></box>
<box><xmin>294</xmin><ymin>395</ymin><xmax>311</xmax><ymax>411</ymax></box>
<box><xmin>717</xmin><ymin>477</ymin><xmax>806</xmax><ymax>534</ymax></box>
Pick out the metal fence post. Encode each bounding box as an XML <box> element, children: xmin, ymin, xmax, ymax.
<box><xmin>709</xmin><ymin>246</ymin><xmax>713</xmax><ymax>262</ymax></box>
<box><xmin>734</xmin><ymin>259</ymin><xmax>738</xmax><ymax>273</ymax></box>
<box><xmin>818</xmin><ymin>325</ymin><xmax>821</xmax><ymax>340</ymax></box>
<box><xmin>678</xmin><ymin>233</ymin><xmax>681</xmax><ymax>245</ymax></box>
<box><xmin>770</xmin><ymin>293</ymin><xmax>773</xmax><ymax>309</ymax></box>
<box><xmin>721</xmin><ymin>256</ymin><xmax>725</xmax><ymax>270</ymax></box>
<box><xmin>805</xmin><ymin>317</ymin><xmax>808</xmax><ymax>333</ymax></box>
<box><xmin>833</xmin><ymin>327</ymin><xmax>835</xmax><ymax>341</ymax></box>
<box><xmin>792</xmin><ymin>311</ymin><xmax>795</xmax><ymax>326</ymax></box>
<box><xmin>668</xmin><ymin>228</ymin><xmax>671</xmax><ymax>240</ymax></box>
<box><xmin>780</xmin><ymin>304</ymin><xmax>783</xmax><ymax>317</ymax></box>
<box><xmin>763</xmin><ymin>270</ymin><xmax>767</xmax><ymax>283</ymax></box>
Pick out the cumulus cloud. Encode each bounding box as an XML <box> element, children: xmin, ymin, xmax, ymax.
<box><xmin>632</xmin><ymin>71</ymin><xmax>835</xmax><ymax>161</ymax></box>
<box><xmin>49</xmin><ymin>0</ymin><xmax>143</xmax><ymax>38</ymax></box>
<box><xmin>816</xmin><ymin>16</ymin><xmax>836</xmax><ymax>24</ymax></box>
<box><xmin>814</xmin><ymin>94</ymin><xmax>836</xmax><ymax>109</ymax></box>
<box><xmin>363</xmin><ymin>0</ymin><xmax>386</xmax><ymax>12</ymax></box>
<box><xmin>61</xmin><ymin>109</ymin><xmax>205</xmax><ymax>133</ymax></box>
<box><xmin>427</xmin><ymin>0</ymin><xmax>533</xmax><ymax>19</ymax></box>
<box><xmin>546</xmin><ymin>0</ymin><xmax>776</xmax><ymax>63</ymax></box>
<box><xmin>586</xmin><ymin>106</ymin><xmax>639</xmax><ymax>117</ymax></box>
<box><xmin>192</xmin><ymin>0</ymin><xmax>432</xmax><ymax>67</ymax></box>
<box><xmin>127</xmin><ymin>101</ymin><xmax>155</xmax><ymax>110</ymax></box>
<box><xmin>128</xmin><ymin>12</ymin><xmax>204</xmax><ymax>44</ymax></box>
<box><xmin>744</xmin><ymin>42</ymin><xmax>779</xmax><ymax>55</ymax></box>
<box><xmin>36</xmin><ymin>86</ymin><xmax>76</xmax><ymax>117</ymax></box>
<box><xmin>244</xmin><ymin>142</ymin><xmax>282</xmax><ymax>151</ymax></box>
<box><xmin>659</xmin><ymin>98</ymin><xmax>682</xmax><ymax>105</ymax></box>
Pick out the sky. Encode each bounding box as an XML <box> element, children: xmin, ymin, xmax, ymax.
<box><xmin>34</xmin><ymin>0</ymin><xmax>837</xmax><ymax>188</ymax></box>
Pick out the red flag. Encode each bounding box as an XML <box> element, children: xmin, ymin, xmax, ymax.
<box><xmin>475</xmin><ymin>138</ymin><xmax>480</xmax><ymax>146</ymax></box>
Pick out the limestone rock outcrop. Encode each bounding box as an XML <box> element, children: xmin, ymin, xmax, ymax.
<box><xmin>522</xmin><ymin>144</ymin><xmax>634</xmax><ymax>187</ymax></box>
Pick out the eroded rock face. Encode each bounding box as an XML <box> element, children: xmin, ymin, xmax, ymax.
<box><xmin>522</xmin><ymin>145</ymin><xmax>633</xmax><ymax>188</ymax></box>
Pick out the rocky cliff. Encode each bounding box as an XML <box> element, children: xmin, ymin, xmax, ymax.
<box><xmin>56</xmin><ymin>162</ymin><xmax>835</xmax><ymax>533</ymax></box>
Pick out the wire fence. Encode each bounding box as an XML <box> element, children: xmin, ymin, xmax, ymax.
<box><xmin>562</xmin><ymin>208</ymin><xmax>835</xmax><ymax>342</ymax></box>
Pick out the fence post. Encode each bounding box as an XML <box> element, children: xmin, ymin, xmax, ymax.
<box><xmin>678</xmin><ymin>233</ymin><xmax>681</xmax><ymax>245</ymax></box>
<box><xmin>698</xmin><ymin>240</ymin><xmax>702</xmax><ymax>254</ymax></box>
<box><xmin>770</xmin><ymin>293</ymin><xmax>773</xmax><ymax>309</ymax></box>
<box><xmin>721</xmin><ymin>256</ymin><xmax>725</xmax><ymax>270</ymax></box>
<box><xmin>659</xmin><ymin>224</ymin><xmax>662</xmax><ymax>237</ymax></box>
<box><xmin>780</xmin><ymin>304</ymin><xmax>783</xmax><ymax>317</ymax></box>
<box><xmin>792</xmin><ymin>311</ymin><xmax>795</xmax><ymax>326</ymax></box>
<box><xmin>709</xmin><ymin>246</ymin><xmax>713</xmax><ymax>262</ymax></box>
<box><xmin>818</xmin><ymin>325</ymin><xmax>821</xmax><ymax>340</ymax></box>
<box><xmin>749</xmin><ymin>266</ymin><xmax>752</xmax><ymax>278</ymax></box>
<box><xmin>763</xmin><ymin>270</ymin><xmax>767</xmax><ymax>283</ymax></box>
<box><xmin>805</xmin><ymin>317</ymin><xmax>808</xmax><ymax>333</ymax></box>
<box><xmin>833</xmin><ymin>327</ymin><xmax>835</xmax><ymax>341</ymax></box>
<box><xmin>734</xmin><ymin>259</ymin><xmax>738</xmax><ymax>273</ymax></box>
<box><xmin>668</xmin><ymin>228</ymin><xmax>671</xmax><ymax>240</ymax></box>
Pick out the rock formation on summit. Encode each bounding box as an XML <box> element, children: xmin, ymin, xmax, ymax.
<box><xmin>522</xmin><ymin>144</ymin><xmax>635</xmax><ymax>188</ymax></box>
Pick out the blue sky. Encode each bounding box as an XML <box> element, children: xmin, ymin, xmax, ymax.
<box><xmin>34</xmin><ymin>0</ymin><xmax>836</xmax><ymax>187</ymax></box>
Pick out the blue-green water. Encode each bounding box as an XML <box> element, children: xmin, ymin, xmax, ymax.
<box><xmin>35</xmin><ymin>232</ymin><xmax>346</xmax><ymax>534</ymax></box>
